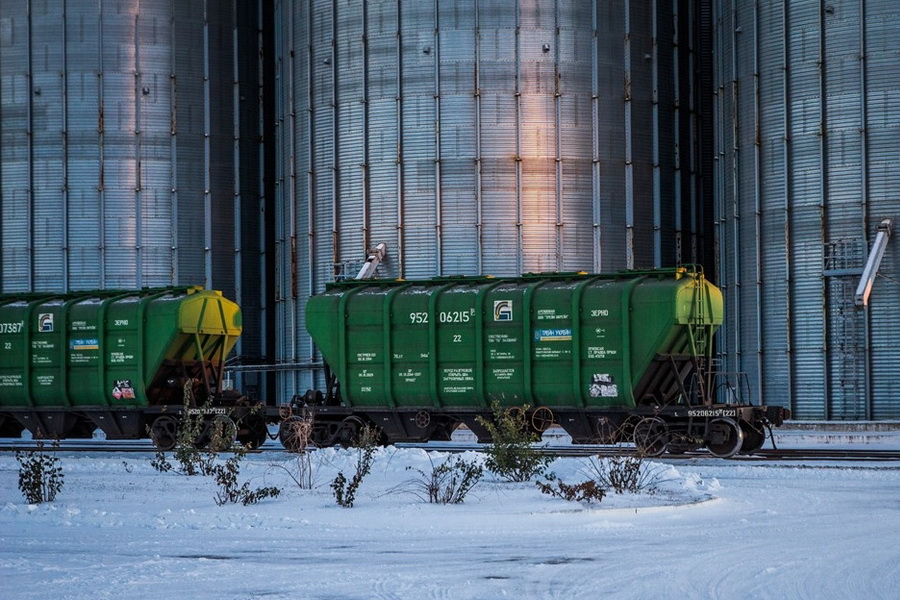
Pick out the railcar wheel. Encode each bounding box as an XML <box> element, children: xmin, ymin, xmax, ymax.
<box><xmin>504</xmin><ymin>406</ymin><xmax>525</xmax><ymax>422</ymax></box>
<box><xmin>633</xmin><ymin>417</ymin><xmax>669</xmax><ymax>457</ymax></box>
<box><xmin>415</xmin><ymin>410</ymin><xmax>431</xmax><ymax>429</ymax></box>
<box><xmin>739</xmin><ymin>420</ymin><xmax>766</xmax><ymax>454</ymax></box>
<box><xmin>706</xmin><ymin>418</ymin><xmax>744</xmax><ymax>458</ymax></box>
<box><xmin>204</xmin><ymin>415</ymin><xmax>237</xmax><ymax>452</ymax></box>
<box><xmin>279</xmin><ymin>416</ymin><xmax>310</xmax><ymax>453</ymax></box>
<box><xmin>150</xmin><ymin>416</ymin><xmax>179</xmax><ymax>451</ymax></box>
<box><xmin>337</xmin><ymin>416</ymin><xmax>367</xmax><ymax>448</ymax></box>
<box><xmin>237</xmin><ymin>413</ymin><xmax>269</xmax><ymax>449</ymax></box>
<box><xmin>531</xmin><ymin>407</ymin><xmax>555</xmax><ymax>433</ymax></box>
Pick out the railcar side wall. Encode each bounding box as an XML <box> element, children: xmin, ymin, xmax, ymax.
<box><xmin>0</xmin><ymin>288</ymin><xmax>241</xmax><ymax>411</ymax></box>
<box><xmin>306</xmin><ymin>269</ymin><xmax>723</xmax><ymax>411</ymax></box>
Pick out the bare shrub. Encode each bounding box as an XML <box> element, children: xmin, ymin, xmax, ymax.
<box><xmin>151</xmin><ymin>382</ymin><xmax>223</xmax><ymax>476</ymax></box>
<box><xmin>16</xmin><ymin>441</ymin><xmax>64</xmax><ymax>504</ymax></box>
<box><xmin>331</xmin><ymin>425</ymin><xmax>379</xmax><ymax>508</ymax></box>
<box><xmin>151</xmin><ymin>384</ymin><xmax>281</xmax><ymax>505</ymax></box>
<box><xmin>476</xmin><ymin>400</ymin><xmax>554</xmax><ymax>482</ymax></box>
<box><xmin>405</xmin><ymin>455</ymin><xmax>484</xmax><ymax>504</ymax></box>
<box><xmin>536</xmin><ymin>452</ymin><xmax>669</xmax><ymax>505</ymax></box>
<box><xmin>211</xmin><ymin>445</ymin><xmax>281</xmax><ymax>506</ymax></box>
<box><xmin>536</xmin><ymin>479</ymin><xmax>605</xmax><ymax>504</ymax></box>
<box><xmin>586</xmin><ymin>455</ymin><xmax>668</xmax><ymax>494</ymax></box>
<box><xmin>271</xmin><ymin>416</ymin><xmax>318</xmax><ymax>490</ymax></box>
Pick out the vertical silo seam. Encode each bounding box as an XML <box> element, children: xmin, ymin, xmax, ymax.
<box><xmin>26</xmin><ymin>0</ymin><xmax>34</xmax><ymax>290</ymax></box>
<box><xmin>859</xmin><ymin>0</ymin><xmax>872</xmax><ymax>420</ymax></box>
<box><xmin>395</xmin><ymin>0</ymin><xmax>404</xmax><ymax>277</ymax></box>
<box><xmin>817</xmin><ymin>1</ymin><xmax>830</xmax><ymax>417</ymax></box>
<box><xmin>673</xmin><ymin>1</ymin><xmax>682</xmax><ymax>265</ymax></box>
<box><xmin>202</xmin><ymin>1</ymin><xmax>212</xmax><ymax>289</ymax></box>
<box><xmin>273</xmin><ymin>0</ymin><xmax>283</xmax><ymax>371</ymax></box>
<box><xmin>134</xmin><ymin>6</ymin><xmax>144</xmax><ymax>288</ymax></box>
<box><xmin>258</xmin><ymin>0</ymin><xmax>272</xmax><ymax>380</ymax></box>
<box><xmin>651</xmin><ymin>0</ymin><xmax>661</xmax><ymax>268</ymax></box>
<box><xmin>296</xmin><ymin>0</ymin><xmax>303</xmax><ymax>390</ymax></box>
<box><xmin>515</xmin><ymin>1</ymin><xmax>523</xmax><ymax>274</ymax></box>
<box><xmin>232</xmin><ymin>0</ymin><xmax>243</xmax><ymax>357</ymax></box>
<box><xmin>474</xmin><ymin>0</ymin><xmax>484</xmax><ymax>275</ymax></box>
<box><xmin>361</xmin><ymin>0</ymin><xmax>370</xmax><ymax>257</ymax></box>
<box><xmin>688</xmin><ymin>0</ymin><xmax>699</xmax><ymax>265</ymax></box>
<box><xmin>288</xmin><ymin>0</ymin><xmax>298</xmax><ymax>373</ymax></box>
<box><xmin>0</xmin><ymin>13</ymin><xmax>2</xmax><ymax>280</ymax></box>
<box><xmin>782</xmin><ymin>0</ymin><xmax>795</xmax><ymax>415</ymax></box>
<box><xmin>624</xmin><ymin>0</ymin><xmax>634</xmax><ymax>270</ymax></box>
<box><xmin>433</xmin><ymin>0</ymin><xmax>442</xmax><ymax>275</ymax></box>
<box><xmin>554</xmin><ymin>0</ymin><xmax>563</xmax><ymax>270</ymax></box>
<box><xmin>98</xmin><ymin>1</ymin><xmax>106</xmax><ymax>287</ymax></box>
<box><xmin>306</xmin><ymin>0</ymin><xmax>316</xmax><ymax>365</ymax></box>
<box><xmin>0</xmin><ymin>7</ymin><xmax>2</xmax><ymax>279</ymax></box>
<box><xmin>729</xmin><ymin>3</ymin><xmax>743</xmax><ymax>376</ymax></box>
<box><xmin>712</xmin><ymin>0</ymin><xmax>724</xmax><ymax>367</ymax></box>
<box><xmin>591</xmin><ymin>0</ymin><xmax>601</xmax><ymax>273</ymax></box>
<box><xmin>752</xmin><ymin>0</ymin><xmax>764</xmax><ymax>405</ymax></box>
<box><xmin>700</xmin><ymin>0</ymin><xmax>716</xmax><ymax>273</ymax></box>
<box><xmin>330</xmin><ymin>0</ymin><xmax>339</xmax><ymax>276</ymax></box>
<box><xmin>169</xmin><ymin>3</ymin><xmax>179</xmax><ymax>285</ymax></box>
<box><xmin>62</xmin><ymin>0</ymin><xmax>70</xmax><ymax>290</ymax></box>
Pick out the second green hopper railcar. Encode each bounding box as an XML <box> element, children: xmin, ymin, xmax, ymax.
<box><xmin>296</xmin><ymin>268</ymin><xmax>789</xmax><ymax>457</ymax></box>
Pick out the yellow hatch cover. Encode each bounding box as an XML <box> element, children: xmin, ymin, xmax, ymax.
<box><xmin>178</xmin><ymin>289</ymin><xmax>243</xmax><ymax>337</ymax></box>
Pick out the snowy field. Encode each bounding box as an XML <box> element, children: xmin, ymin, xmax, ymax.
<box><xmin>2</xmin><ymin>435</ymin><xmax>900</xmax><ymax>600</ymax></box>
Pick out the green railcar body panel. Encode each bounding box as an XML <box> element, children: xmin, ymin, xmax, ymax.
<box><xmin>0</xmin><ymin>287</ymin><xmax>241</xmax><ymax>409</ymax></box>
<box><xmin>306</xmin><ymin>269</ymin><xmax>723</xmax><ymax>410</ymax></box>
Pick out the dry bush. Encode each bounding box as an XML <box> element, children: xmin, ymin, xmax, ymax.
<box><xmin>405</xmin><ymin>455</ymin><xmax>484</xmax><ymax>504</ymax></box>
<box><xmin>476</xmin><ymin>400</ymin><xmax>554</xmax><ymax>482</ymax></box>
<box><xmin>331</xmin><ymin>426</ymin><xmax>380</xmax><ymax>508</ymax></box>
<box><xmin>587</xmin><ymin>455</ymin><xmax>667</xmax><ymax>494</ymax></box>
<box><xmin>536</xmin><ymin>479</ymin><xmax>605</xmax><ymax>504</ymax></box>
<box><xmin>272</xmin><ymin>415</ymin><xmax>318</xmax><ymax>490</ymax></box>
<box><xmin>16</xmin><ymin>441</ymin><xmax>64</xmax><ymax>504</ymax></box>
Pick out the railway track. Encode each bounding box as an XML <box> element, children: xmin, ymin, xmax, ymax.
<box><xmin>1</xmin><ymin>438</ymin><xmax>899</xmax><ymax>462</ymax></box>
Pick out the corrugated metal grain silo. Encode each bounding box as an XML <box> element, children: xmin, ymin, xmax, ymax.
<box><xmin>713</xmin><ymin>0</ymin><xmax>900</xmax><ymax>419</ymax></box>
<box><xmin>0</xmin><ymin>0</ymin><xmax>269</xmax><ymax>385</ymax></box>
<box><xmin>0</xmin><ymin>0</ymin><xmax>261</xmax><ymax>299</ymax></box>
<box><xmin>274</xmin><ymin>0</ymin><xmax>712</xmax><ymax>395</ymax></box>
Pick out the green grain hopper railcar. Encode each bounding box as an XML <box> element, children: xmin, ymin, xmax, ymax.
<box><xmin>0</xmin><ymin>287</ymin><xmax>256</xmax><ymax>447</ymax></box>
<box><xmin>300</xmin><ymin>268</ymin><xmax>789</xmax><ymax>457</ymax></box>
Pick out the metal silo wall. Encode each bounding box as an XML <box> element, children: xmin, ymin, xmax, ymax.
<box><xmin>714</xmin><ymin>0</ymin><xmax>900</xmax><ymax>419</ymax></box>
<box><xmin>0</xmin><ymin>0</ymin><xmax>267</xmax><ymax>393</ymax></box>
<box><xmin>0</xmin><ymin>0</ymin><xmax>261</xmax><ymax>300</ymax></box>
<box><xmin>274</xmin><ymin>0</ymin><xmax>706</xmax><ymax>397</ymax></box>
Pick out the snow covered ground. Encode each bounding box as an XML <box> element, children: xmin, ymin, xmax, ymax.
<box><xmin>2</xmin><ymin>435</ymin><xmax>900</xmax><ymax>600</ymax></box>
